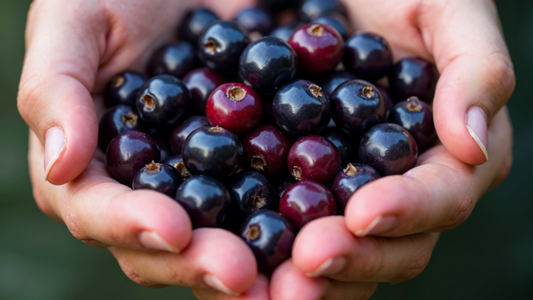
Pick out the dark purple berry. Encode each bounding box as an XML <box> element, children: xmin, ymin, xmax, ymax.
<box><xmin>331</xmin><ymin>79</ymin><xmax>387</xmax><ymax>135</ymax></box>
<box><xmin>358</xmin><ymin>123</ymin><xmax>418</xmax><ymax>175</ymax></box>
<box><xmin>279</xmin><ymin>180</ymin><xmax>337</xmax><ymax>229</ymax></box>
<box><xmin>147</xmin><ymin>42</ymin><xmax>199</xmax><ymax>78</ymax></box>
<box><xmin>388</xmin><ymin>57</ymin><xmax>439</xmax><ymax>102</ymax></box>
<box><xmin>312</xmin><ymin>13</ymin><xmax>349</xmax><ymax>41</ymax></box>
<box><xmin>272</xmin><ymin>80</ymin><xmax>331</xmax><ymax>137</ymax></box>
<box><xmin>240</xmin><ymin>209</ymin><xmax>296</xmax><ymax>271</ymax></box>
<box><xmin>321</xmin><ymin>127</ymin><xmax>358</xmax><ymax>167</ymax></box>
<box><xmin>169</xmin><ymin>116</ymin><xmax>210</xmax><ymax>155</ymax></box>
<box><xmin>388</xmin><ymin>96</ymin><xmax>436</xmax><ymax>150</ymax></box>
<box><xmin>174</xmin><ymin>175</ymin><xmax>231</xmax><ymax>228</ymax></box>
<box><xmin>343</xmin><ymin>33</ymin><xmax>393</xmax><ymax>81</ymax></box>
<box><xmin>287</xmin><ymin>135</ymin><xmax>341</xmax><ymax>184</ymax></box>
<box><xmin>298</xmin><ymin>0</ymin><xmax>346</xmax><ymax>22</ymax></box>
<box><xmin>239</xmin><ymin>37</ymin><xmax>298</xmax><ymax>94</ymax></box>
<box><xmin>274</xmin><ymin>174</ymin><xmax>297</xmax><ymax>200</ymax></box>
<box><xmin>104</xmin><ymin>71</ymin><xmax>148</xmax><ymax>108</ymax></box>
<box><xmin>136</xmin><ymin>75</ymin><xmax>192</xmax><ymax>127</ymax></box>
<box><xmin>318</xmin><ymin>71</ymin><xmax>358</xmax><ymax>97</ymax></box>
<box><xmin>164</xmin><ymin>154</ymin><xmax>192</xmax><ymax>181</ymax></box>
<box><xmin>198</xmin><ymin>21</ymin><xmax>250</xmax><ymax>75</ymax></box>
<box><xmin>331</xmin><ymin>163</ymin><xmax>380</xmax><ymax>212</ymax></box>
<box><xmin>234</xmin><ymin>8</ymin><xmax>276</xmax><ymax>40</ymax></box>
<box><xmin>106</xmin><ymin>131</ymin><xmax>160</xmax><ymax>185</ymax></box>
<box><xmin>179</xmin><ymin>8</ymin><xmax>220</xmax><ymax>44</ymax></box>
<box><xmin>183</xmin><ymin>68</ymin><xmax>227</xmax><ymax>114</ymax></box>
<box><xmin>376</xmin><ymin>84</ymin><xmax>396</xmax><ymax>114</ymax></box>
<box><xmin>98</xmin><ymin>105</ymin><xmax>147</xmax><ymax>150</ymax></box>
<box><xmin>132</xmin><ymin>162</ymin><xmax>183</xmax><ymax>197</ymax></box>
<box><xmin>182</xmin><ymin>126</ymin><xmax>243</xmax><ymax>179</ymax></box>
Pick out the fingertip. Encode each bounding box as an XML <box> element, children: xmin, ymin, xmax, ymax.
<box><xmin>271</xmin><ymin>260</ymin><xmax>325</xmax><ymax>300</ymax></box>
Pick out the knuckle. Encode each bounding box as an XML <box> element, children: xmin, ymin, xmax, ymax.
<box><xmin>395</xmin><ymin>245</ymin><xmax>432</xmax><ymax>283</ymax></box>
<box><xmin>17</xmin><ymin>74</ymin><xmax>47</xmax><ymax>122</ymax></box>
<box><xmin>359</xmin><ymin>283</ymin><xmax>378</xmax><ymax>300</ymax></box>
<box><xmin>444</xmin><ymin>195</ymin><xmax>475</xmax><ymax>229</ymax></box>
<box><xmin>118</xmin><ymin>259</ymin><xmax>162</xmax><ymax>288</ymax></box>
<box><xmin>482</xmin><ymin>52</ymin><xmax>516</xmax><ymax>101</ymax></box>
<box><xmin>63</xmin><ymin>203</ymin><xmax>88</xmax><ymax>242</ymax></box>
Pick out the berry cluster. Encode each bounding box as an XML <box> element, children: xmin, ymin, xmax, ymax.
<box><xmin>100</xmin><ymin>0</ymin><xmax>438</xmax><ymax>271</ymax></box>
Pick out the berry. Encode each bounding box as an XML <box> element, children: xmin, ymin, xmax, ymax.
<box><xmin>321</xmin><ymin>127</ymin><xmax>358</xmax><ymax>167</ymax></box>
<box><xmin>239</xmin><ymin>37</ymin><xmax>298</xmax><ymax>94</ymax></box>
<box><xmin>312</xmin><ymin>13</ymin><xmax>349</xmax><ymax>41</ymax></box>
<box><xmin>388</xmin><ymin>96</ymin><xmax>436</xmax><ymax>150</ymax></box>
<box><xmin>242</xmin><ymin>125</ymin><xmax>293</xmax><ymax>177</ymax></box>
<box><xmin>136</xmin><ymin>75</ymin><xmax>192</xmax><ymax>127</ymax></box>
<box><xmin>240</xmin><ymin>209</ymin><xmax>296</xmax><ymax>270</ymax></box>
<box><xmin>227</xmin><ymin>171</ymin><xmax>278</xmax><ymax>224</ymax></box>
<box><xmin>182</xmin><ymin>126</ymin><xmax>243</xmax><ymax>178</ymax></box>
<box><xmin>358</xmin><ymin>123</ymin><xmax>418</xmax><ymax>175</ymax></box>
<box><xmin>298</xmin><ymin>0</ymin><xmax>346</xmax><ymax>22</ymax></box>
<box><xmin>269</xmin><ymin>23</ymin><xmax>303</xmax><ymax>42</ymax></box>
<box><xmin>98</xmin><ymin>105</ymin><xmax>147</xmax><ymax>150</ymax></box>
<box><xmin>178</xmin><ymin>8</ymin><xmax>220</xmax><ymax>44</ymax></box>
<box><xmin>288</xmin><ymin>23</ymin><xmax>344</xmax><ymax>75</ymax></box>
<box><xmin>331</xmin><ymin>163</ymin><xmax>380</xmax><ymax>212</ymax></box>
<box><xmin>272</xmin><ymin>80</ymin><xmax>331</xmax><ymax>137</ymax></box>
<box><xmin>169</xmin><ymin>115</ymin><xmax>210</xmax><ymax>155</ymax></box>
<box><xmin>376</xmin><ymin>84</ymin><xmax>396</xmax><ymax>114</ymax></box>
<box><xmin>106</xmin><ymin>131</ymin><xmax>160</xmax><ymax>185</ymax></box>
<box><xmin>318</xmin><ymin>71</ymin><xmax>358</xmax><ymax>97</ymax></box>
<box><xmin>343</xmin><ymin>33</ymin><xmax>393</xmax><ymax>81</ymax></box>
<box><xmin>234</xmin><ymin>8</ymin><xmax>276</xmax><ymax>40</ymax></box>
<box><xmin>183</xmin><ymin>68</ymin><xmax>227</xmax><ymax>114</ymax></box>
<box><xmin>164</xmin><ymin>154</ymin><xmax>192</xmax><ymax>181</ymax></box>
<box><xmin>104</xmin><ymin>71</ymin><xmax>148</xmax><ymax>108</ymax></box>
<box><xmin>206</xmin><ymin>83</ymin><xmax>263</xmax><ymax>134</ymax></box>
<box><xmin>132</xmin><ymin>162</ymin><xmax>183</xmax><ymax>197</ymax></box>
<box><xmin>147</xmin><ymin>42</ymin><xmax>199</xmax><ymax>78</ymax></box>
<box><xmin>287</xmin><ymin>135</ymin><xmax>341</xmax><ymax>184</ymax></box>
<box><xmin>274</xmin><ymin>174</ymin><xmax>297</xmax><ymax>200</ymax></box>
<box><xmin>150</xmin><ymin>128</ymin><xmax>172</xmax><ymax>162</ymax></box>
<box><xmin>279</xmin><ymin>180</ymin><xmax>337</xmax><ymax>229</ymax></box>
<box><xmin>174</xmin><ymin>175</ymin><xmax>232</xmax><ymax>228</ymax></box>
<box><xmin>388</xmin><ymin>57</ymin><xmax>439</xmax><ymax>102</ymax></box>
<box><xmin>331</xmin><ymin>79</ymin><xmax>387</xmax><ymax>135</ymax></box>
<box><xmin>198</xmin><ymin>21</ymin><xmax>250</xmax><ymax>75</ymax></box>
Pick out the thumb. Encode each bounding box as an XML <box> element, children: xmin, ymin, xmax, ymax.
<box><xmin>423</xmin><ymin>0</ymin><xmax>515</xmax><ymax>165</ymax></box>
<box><xmin>18</xmin><ymin>1</ymin><xmax>107</xmax><ymax>184</ymax></box>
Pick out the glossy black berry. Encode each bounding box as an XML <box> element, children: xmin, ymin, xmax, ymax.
<box><xmin>149</xmin><ymin>128</ymin><xmax>172</xmax><ymax>162</ymax></box>
<box><xmin>234</xmin><ymin>8</ymin><xmax>276</xmax><ymax>40</ymax></box>
<box><xmin>388</xmin><ymin>96</ymin><xmax>436</xmax><ymax>150</ymax></box>
<box><xmin>106</xmin><ymin>131</ymin><xmax>160</xmax><ymax>185</ymax></box>
<box><xmin>98</xmin><ymin>105</ymin><xmax>147</xmax><ymax>150</ymax></box>
<box><xmin>198</xmin><ymin>21</ymin><xmax>250</xmax><ymax>75</ymax></box>
<box><xmin>147</xmin><ymin>42</ymin><xmax>199</xmax><ymax>78</ymax></box>
<box><xmin>136</xmin><ymin>75</ymin><xmax>192</xmax><ymax>127</ymax></box>
<box><xmin>239</xmin><ymin>37</ymin><xmax>298</xmax><ymax>94</ymax></box>
<box><xmin>183</xmin><ymin>68</ymin><xmax>227</xmax><ymax>114</ymax></box>
<box><xmin>227</xmin><ymin>171</ymin><xmax>278</xmax><ymax>224</ymax></box>
<box><xmin>240</xmin><ymin>209</ymin><xmax>296</xmax><ymax>271</ymax></box>
<box><xmin>178</xmin><ymin>8</ymin><xmax>220</xmax><ymax>44</ymax></box>
<box><xmin>318</xmin><ymin>71</ymin><xmax>358</xmax><ymax>97</ymax></box>
<box><xmin>331</xmin><ymin>80</ymin><xmax>387</xmax><ymax>135</ymax></box>
<box><xmin>182</xmin><ymin>126</ymin><xmax>243</xmax><ymax>179</ymax></box>
<box><xmin>169</xmin><ymin>116</ymin><xmax>210</xmax><ymax>155</ymax></box>
<box><xmin>104</xmin><ymin>71</ymin><xmax>148</xmax><ymax>108</ymax></box>
<box><xmin>321</xmin><ymin>127</ymin><xmax>358</xmax><ymax>167</ymax></box>
<box><xmin>358</xmin><ymin>123</ymin><xmax>418</xmax><ymax>175</ymax></box>
<box><xmin>164</xmin><ymin>154</ymin><xmax>192</xmax><ymax>181</ymax></box>
<box><xmin>272</xmin><ymin>80</ymin><xmax>331</xmax><ymax>137</ymax></box>
<box><xmin>388</xmin><ymin>57</ymin><xmax>439</xmax><ymax>102</ymax></box>
<box><xmin>132</xmin><ymin>162</ymin><xmax>183</xmax><ymax>197</ymax></box>
<box><xmin>331</xmin><ymin>163</ymin><xmax>380</xmax><ymax>212</ymax></box>
<box><xmin>269</xmin><ymin>23</ymin><xmax>303</xmax><ymax>42</ymax></box>
<box><xmin>343</xmin><ymin>33</ymin><xmax>393</xmax><ymax>81</ymax></box>
<box><xmin>298</xmin><ymin>0</ymin><xmax>346</xmax><ymax>22</ymax></box>
<box><xmin>175</xmin><ymin>175</ymin><xmax>231</xmax><ymax>228</ymax></box>
<box><xmin>313</xmin><ymin>13</ymin><xmax>349</xmax><ymax>41</ymax></box>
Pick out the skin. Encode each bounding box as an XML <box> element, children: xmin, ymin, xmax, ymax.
<box><xmin>18</xmin><ymin>0</ymin><xmax>515</xmax><ymax>299</ymax></box>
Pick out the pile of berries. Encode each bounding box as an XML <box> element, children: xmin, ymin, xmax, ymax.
<box><xmin>100</xmin><ymin>0</ymin><xmax>438</xmax><ymax>271</ymax></box>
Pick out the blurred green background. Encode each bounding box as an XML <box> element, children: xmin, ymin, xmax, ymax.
<box><xmin>0</xmin><ymin>0</ymin><xmax>532</xmax><ymax>299</ymax></box>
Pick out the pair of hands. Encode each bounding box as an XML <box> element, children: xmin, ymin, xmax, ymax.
<box><xmin>18</xmin><ymin>0</ymin><xmax>515</xmax><ymax>299</ymax></box>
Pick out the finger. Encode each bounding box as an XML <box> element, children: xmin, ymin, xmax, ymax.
<box><xmin>110</xmin><ymin>229</ymin><xmax>257</xmax><ymax>296</ymax></box>
<box><xmin>421</xmin><ymin>0</ymin><xmax>515</xmax><ymax>165</ymax></box>
<box><xmin>18</xmin><ymin>0</ymin><xmax>107</xmax><ymax>184</ymax></box>
<box><xmin>344</xmin><ymin>107</ymin><xmax>512</xmax><ymax>237</ymax></box>
<box><xmin>29</xmin><ymin>131</ymin><xmax>192</xmax><ymax>253</ymax></box>
<box><xmin>271</xmin><ymin>260</ymin><xmax>377</xmax><ymax>300</ymax></box>
<box><xmin>292</xmin><ymin>217</ymin><xmax>440</xmax><ymax>284</ymax></box>
<box><xmin>192</xmin><ymin>274</ymin><xmax>270</xmax><ymax>300</ymax></box>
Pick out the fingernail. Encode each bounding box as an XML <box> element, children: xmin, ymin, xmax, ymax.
<box><xmin>306</xmin><ymin>257</ymin><xmax>346</xmax><ymax>277</ymax></box>
<box><xmin>466</xmin><ymin>106</ymin><xmax>489</xmax><ymax>161</ymax></box>
<box><xmin>138</xmin><ymin>231</ymin><xmax>179</xmax><ymax>253</ymax></box>
<box><xmin>204</xmin><ymin>274</ymin><xmax>241</xmax><ymax>296</ymax></box>
<box><xmin>44</xmin><ymin>127</ymin><xmax>66</xmax><ymax>181</ymax></box>
<box><xmin>355</xmin><ymin>215</ymin><xmax>397</xmax><ymax>237</ymax></box>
